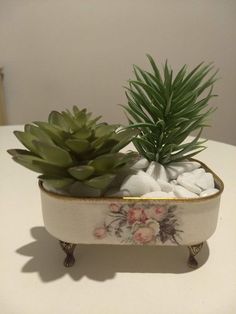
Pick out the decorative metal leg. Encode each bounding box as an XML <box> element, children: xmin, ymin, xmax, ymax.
<box><xmin>59</xmin><ymin>241</ymin><xmax>77</xmax><ymax>267</ymax></box>
<box><xmin>187</xmin><ymin>242</ymin><xmax>204</xmax><ymax>269</ymax></box>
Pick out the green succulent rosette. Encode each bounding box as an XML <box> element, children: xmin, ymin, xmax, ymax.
<box><xmin>8</xmin><ymin>106</ymin><xmax>138</xmax><ymax>196</ymax></box>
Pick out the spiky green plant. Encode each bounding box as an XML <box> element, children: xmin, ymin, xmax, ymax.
<box><xmin>122</xmin><ymin>55</ymin><xmax>218</xmax><ymax>164</ymax></box>
<box><xmin>8</xmin><ymin>106</ymin><xmax>138</xmax><ymax>196</ymax></box>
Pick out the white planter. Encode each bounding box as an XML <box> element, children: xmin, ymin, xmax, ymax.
<box><xmin>39</xmin><ymin>160</ymin><xmax>224</xmax><ymax>268</ymax></box>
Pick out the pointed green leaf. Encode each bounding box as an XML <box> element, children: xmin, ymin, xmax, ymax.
<box><xmin>94</xmin><ymin>124</ymin><xmax>119</xmax><ymax>138</ymax></box>
<box><xmin>12</xmin><ymin>155</ymin><xmax>67</xmax><ymax>176</ymax></box>
<box><xmin>73</xmin><ymin>128</ymin><xmax>92</xmax><ymax>139</ymax></box>
<box><xmin>7</xmin><ymin>149</ymin><xmax>36</xmax><ymax>157</ymax></box>
<box><xmin>14</xmin><ymin>131</ymin><xmax>39</xmax><ymax>155</ymax></box>
<box><xmin>84</xmin><ymin>174</ymin><xmax>116</xmax><ymax>189</ymax></box>
<box><xmin>110</xmin><ymin>129</ymin><xmax>138</xmax><ymax>152</ymax></box>
<box><xmin>33</xmin><ymin>121</ymin><xmax>66</xmax><ymax>146</ymax></box>
<box><xmin>33</xmin><ymin>141</ymin><xmax>73</xmax><ymax>167</ymax></box>
<box><xmin>48</xmin><ymin>111</ymin><xmax>70</xmax><ymax>131</ymax></box>
<box><xmin>39</xmin><ymin>175</ymin><xmax>75</xmax><ymax>189</ymax></box>
<box><xmin>25</xmin><ymin>124</ymin><xmax>55</xmax><ymax>145</ymax></box>
<box><xmin>66</xmin><ymin>139</ymin><xmax>90</xmax><ymax>154</ymax></box>
<box><xmin>89</xmin><ymin>154</ymin><xmax>119</xmax><ymax>173</ymax></box>
<box><xmin>68</xmin><ymin>165</ymin><xmax>95</xmax><ymax>180</ymax></box>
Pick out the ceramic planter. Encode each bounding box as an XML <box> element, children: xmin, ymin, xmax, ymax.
<box><xmin>39</xmin><ymin>160</ymin><xmax>224</xmax><ymax>268</ymax></box>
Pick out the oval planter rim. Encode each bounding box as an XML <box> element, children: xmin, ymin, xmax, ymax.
<box><xmin>39</xmin><ymin>158</ymin><xmax>224</xmax><ymax>203</ymax></box>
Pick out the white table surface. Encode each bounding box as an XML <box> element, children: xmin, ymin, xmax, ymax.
<box><xmin>1</xmin><ymin>125</ymin><xmax>236</xmax><ymax>314</ymax></box>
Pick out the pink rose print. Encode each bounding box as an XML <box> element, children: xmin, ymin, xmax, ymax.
<box><xmin>94</xmin><ymin>227</ymin><xmax>107</xmax><ymax>239</ymax></box>
<box><xmin>127</xmin><ymin>208</ymin><xmax>147</xmax><ymax>225</ymax></box>
<box><xmin>109</xmin><ymin>203</ymin><xmax>120</xmax><ymax>213</ymax></box>
<box><xmin>133</xmin><ymin>227</ymin><xmax>155</xmax><ymax>244</ymax></box>
<box><xmin>148</xmin><ymin>206</ymin><xmax>168</xmax><ymax>221</ymax></box>
<box><xmin>92</xmin><ymin>202</ymin><xmax>182</xmax><ymax>245</ymax></box>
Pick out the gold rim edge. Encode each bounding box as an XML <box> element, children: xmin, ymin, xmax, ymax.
<box><xmin>39</xmin><ymin>158</ymin><xmax>224</xmax><ymax>203</ymax></box>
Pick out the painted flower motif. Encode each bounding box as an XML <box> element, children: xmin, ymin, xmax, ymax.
<box><xmin>109</xmin><ymin>203</ymin><xmax>120</xmax><ymax>213</ymax></box>
<box><xmin>93</xmin><ymin>202</ymin><xmax>182</xmax><ymax>245</ymax></box>
<box><xmin>133</xmin><ymin>226</ymin><xmax>155</xmax><ymax>244</ymax></box>
<box><xmin>127</xmin><ymin>208</ymin><xmax>147</xmax><ymax>225</ymax></box>
<box><xmin>147</xmin><ymin>205</ymin><xmax>168</xmax><ymax>221</ymax></box>
<box><xmin>94</xmin><ymin>227</ymin><xmax>107</xmax><ymax>239</ymax></box>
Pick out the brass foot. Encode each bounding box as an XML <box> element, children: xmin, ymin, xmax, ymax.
<box><xmin>59</xmin><ymin>241</ymin><xmax>77</xmax><ymax>267</ymax></box>
<box><xmin>188</xmin><ymin>243</ymin><xmax>204</xmax><ymax>269</ymax></box>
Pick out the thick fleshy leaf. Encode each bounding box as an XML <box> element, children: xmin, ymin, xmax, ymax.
<box><xmin>66</xmin><ymin>139</ymin><xmax>90</xmax><ymax>154</ymax></box>
<box><xmin>73</xmin><ymin>128</ymin><xmax>92</xmax><ymax>139</ymax></box>
<box><xmin>90</xmin><ymin>139</ymin><xmax>119</xmax><ymax>158</ymax></box>
<box><xmin>72</xmin><ymin>105</ymin><xmax>80</xmax><ymax>116</ymax></box>
<box><xmin>39</xmin><ymin>176</ymin><xmax>75</xmax><ymax>189</ymax></box>
<box><xmin>85</xmin><ymin>174</ymin><xmax>116</xmax><ymax>189</ymax></box>
<box><xmin>91</xmin><ymin>135</ymin><xmax>111</xmax><ymax>150</ymax></box>
<box><xmin>24</xmin><ymin>124</ymin><xmax>54</xmax><ymax>145</ymax></box>
<box><xmin>87</xmin><ymin>115</ymin><xmax>102</xmax><ymax>128</ymax></box>
<box><xmin>12</xmin><ymin>155</ymin><xmax>45</xmax><ymax>173</ymax></box>
<box><xmin>32</xmin><ymin>159</ymin><xmax>67</xmax><ymax>176</ymax></box>
<box><xmin>89</xmin><ymin>154</ymin><xmax>119</xmax><ymax>173</ymax></box>
<box><xmin>68</xmin><ymin>165</ymin><xmax>95</xmax><ymax>180</ymax></box>
<box><xmin>13</xmin><ymin>131</ymin><xmax>39</xmax><ymax>155</ymax></box>
<box><xmin>94</xmin><ymin>124</ymin><xmax>119</xmax><ymax>138</ymax></box>
<box><xmin>7</xmin><ymin>149</ymin><xmax>36</xmax><ymax>157</ymax></box>
<box><xmin>12</xmin><ymin>155</ymin><xmax>66</xmax><ymax>176</ymax></box>
<box><xmin>48</xmin><ymin>111</ymin><xmax>70</xmax><ymax>131</ymax></box>
<box><xmin>33</xmin><ymin>121</ymin><xmax>66</xmax><ymax>146</ymax></box>
<box><xmin>33</xmin><ymin>141</ymin><xmax>73</xmax><ymax>167</ymax></box>
<box><xmin>110</xmin><ymin>129</ymin><xmax>138</xmax><ymax>152</ymax></box>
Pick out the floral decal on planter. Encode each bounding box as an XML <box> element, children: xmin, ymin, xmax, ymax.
<box><xmin>93</xmin><ymin>202</ymin><xmax>183</xmax><ymax>245</ymax></box>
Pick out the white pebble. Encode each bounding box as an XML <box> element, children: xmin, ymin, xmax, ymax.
<box><xmin>195</xmin><ymin>172</ymin><xmax>214</xmax><ymax>190</ymax></box>
<box><xmin>177</xmin><ymin>174</ymin><xmax>202</xmax><ymax>194</ymax></box>
<box><xmin>141</xmin><ymin>191</ymin><xmax>169</xmax><ymax>198</ymax></box>
<box><xmin>200</xmin><ymin>188</ymin><xmax>219</xmax><ymax>197</ymax></box>
<box><xmin>146</xmin><ymin>161</ymin><xmax>169</xmax><ymax>181</ymax></box>
<box><xmin>131</xmin><ymin>157</ymin><xmax>149</xmax><ymax>170</ymax></box>
<box><xmin>120</xmin><ymin>171</ymin><xmax>161</xmax><ymax>196</ymax></box>
<box><xmin>166</xmin><ymin>161</ymin><xmax>201</xmax><ymax>179</ymax></box>
<box><xmin>157</xmin><ymin>179</ymin><xmax>173</xmax><ymax>192</ymax></box>
<box><xmin>192</xmin><ymin>168</ymin><xmax>206</xmax><ymax>178</ymax></box>
<box><xmin>173</xmin><ymin>185</ymin><xmax>199</xmax><ymax>198</ymax></box>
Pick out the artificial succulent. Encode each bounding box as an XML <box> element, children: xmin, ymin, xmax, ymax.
<box><xmin>8</xmin><ymin>106</ymin><xmax>138</xmax><ymax>196</ymax></box>
<box><xmin>123</xmin><ymin>55</ymin><xmax>218</xmax><ymax>164</ymax></box>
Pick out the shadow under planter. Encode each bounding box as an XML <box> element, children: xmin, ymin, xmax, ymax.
<box><xmin>16</xmin><ymin>226</ymin><xmax>209</xmax><ymax>283</ymax></box>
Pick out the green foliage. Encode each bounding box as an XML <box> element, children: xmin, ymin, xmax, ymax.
<box><xmin>123</xmin><ymin>55</ymin><xmax>218</xmax><ymax>164</ymax></box>
<box><xmin>8</xmin><ymin>106</ymin><xmax>138</xmax><ymax>195</ymax></box>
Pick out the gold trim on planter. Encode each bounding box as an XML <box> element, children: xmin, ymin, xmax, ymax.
<box><xmin>38</xmin><ymin>158</ymin><xmax>224</xmax><ymax>203</ymax></box>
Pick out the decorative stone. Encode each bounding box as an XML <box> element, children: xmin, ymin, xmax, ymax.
<box><xmin>146</xmin><ymin>161</ymin><xmax>169</xmax><ymax>181</ymax></box>
<box><xmin>131</xmin><ymin>157</ymin><xmax>149</xmax><ymax>170</ymax></box>
<box><xmin>170</xmin><ymin>180</ymin><xmax>178</xmax><ymax>186</ymax></box>
<box><xmin>192</xmin><ymin>168</ymin><xmax>206</xmax><ymax>178</ymax></box>
<box><xmin>157</xmin><ymin>179</ymin><xmax>173</xmax><ymax>192</ymax></box>
<box><xmin>120</xmin><ymin>170</ymin><xmax>161</xmax><ymax>196</ymax></box>
<box><xmin>173</xmin><ymin>185</ymin><xmax>199</xmax><ymax>198</ymax></box>
<box><xmin>195</xmin><ymin>172</ymin><xmax>215</xmax><ymax>190</ymax></box>
<box><xmin>177</xmin><ymin>173</ymin><xmax>202</xmax><ymax>194</ymax></box>
<box><xmin>200</xmin><ymin>188</ymin><xmax>219</xmax><ymax>197</ymax></box>
<box><xmin>141</xmin><ymin>191</ymin><xmax>169</xmax><ymax>198</ymax></box>
<box><xmin>166</xmin><ymin>161</ymin><xmax>201</xmax><ymax>179</ymax></box>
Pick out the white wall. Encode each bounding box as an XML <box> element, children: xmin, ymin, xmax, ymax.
<box><xmin>0</xmin><ymin>0</ymin><xmax>236</xmax><ymax>144</ymax></box>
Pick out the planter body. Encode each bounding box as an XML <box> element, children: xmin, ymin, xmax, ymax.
<box><xmin>40</xmin><ymin>162</ymin><xmax>224</xmax><ymax>247</ymax></box>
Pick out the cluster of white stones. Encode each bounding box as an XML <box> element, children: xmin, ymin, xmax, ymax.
<box><xmin>106</xmin><ymin>157</ymin><xmax>219</xmax><ymax>198</ymax></box>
